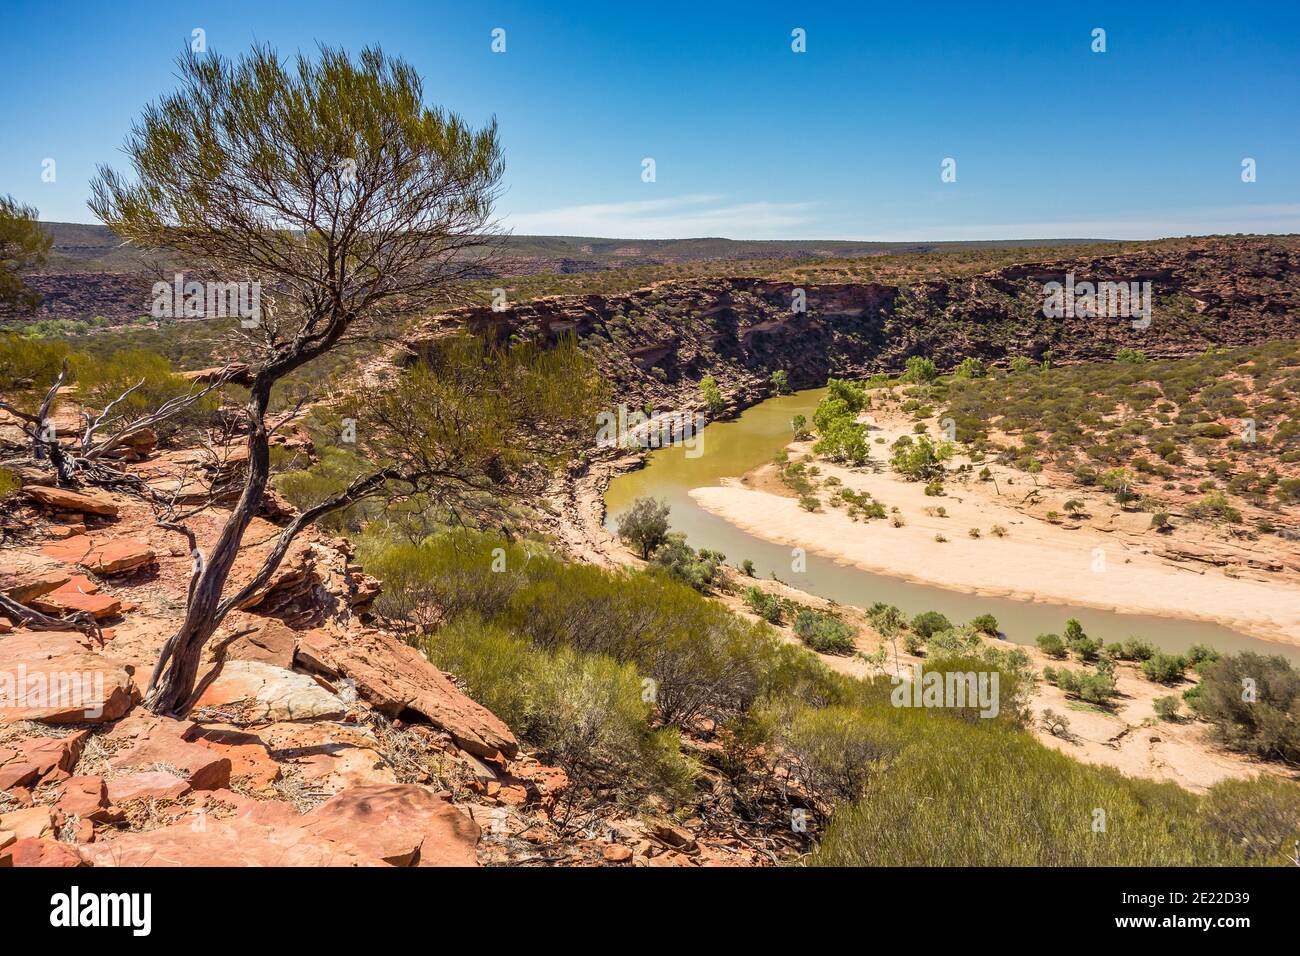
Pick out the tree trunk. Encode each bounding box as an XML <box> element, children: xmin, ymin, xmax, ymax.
<box><xmin>145</xmin><ymin>384</ymin><xmax>273</xmax><ymax>715</ymax></box>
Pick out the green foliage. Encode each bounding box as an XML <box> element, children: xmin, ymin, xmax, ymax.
<box><xmin>776</xmin><ymin>703</ymin><xmax>908</xmax><ymax>807</ymax></box>
<box><xmin>427</xmin><ymin>616</ymin><xmax>695</xmax><ymax>801</ymax></box>
<box><xmin>1117</xmin><ymin>637</ymin><xmax>1156</xmax><ymax>661</ymax></box>
<box><xmin>792</xmin><ymin>610</ymin><xmax>856</xmax><ymax>655</ymax></box>
<box><xmin>743</xmin><ymin>586</ymin><xmax>783</xmax><ymax>624</ymax></box>
<box><xmin>616</xmin><ymin>496</ymin><xmax>671</xmax><ymax>559</ymax></box>
<box><xmin>699</xmin><ymin>374</ymin><xmax>725</xmax><ymax>414</ymax></box>
<box><xmin>346</xmin><ymin>333</ymin><xmax>605</xmax><ymax>517</ymax></box>
<box><xmin>954</xmin><ymin>357</ymin><xmax>987</xmax><ymax>379</ymax></box>
<box><xmin>1189</xmin><ymin>653</ymin><xmax>1300</xmax><ymax>763</ymax></box>
<box><xmin>970</xmin><ymin>613</ymin><xmax>999</xmax><ymax>635</ymax></box>
<box><xmin>0</xmin><ymin>195</ymin><xmax>52</xmax><ymax>314</ymax></box>
<box><xmin>1036</xmin><ymin>633</ymin><xmax>1067</xmax><ymax>659</ymax></box>
<box><xmin>889</xmin><ymin>434</ymin><xmax>954</xmax><ymax>481</ymax></box>
<box><xmin>910</xmin><ymin>611</ymin><xmax>952</xmax><ymax>639</ymax></box>
<box><xmin>1199</xmin><ymin>776</ymin><xmax>1300</xmax><ymax>863</ymax></box>
<box><xmin>0</xmin><ymin>467</ymin><xmax>20</xmax><ymax>502</ymax></box>
<box><xmin>275</xmin><ymin>445</ymin><xmax>374</xmax><ymax>531</ymax></box>
<box><xmin>813</xmin><ymin>417</ymin><xmax>869</xmax><ymax>465</ymax></box>
<box><xmin>926</xmin><ymin>625</ymin><xmax>983</xmax><ymax>658</ymax></box>
<box><xmin>825</xmin><ymin>377</ymin><xmax>868</xmax><ymax>412</ymax></box>
<box><xmin>651</xmin><ymin>532</ymin><xmax>725</xmax><ymax>592</ymax></box>
<box><xmin>770</xmin><ymin>369</ymin><xmax>790</xmax><ymax>394</ymax></box>
<box><xmin>810</xmin><ymin>721</ymin><xmax>1244</xmax><ymax>866</ymax></box>
<box><xmin>1044</xmin><ymin>665</ymin><xmax>1117</xmax><ymax>705</ymax></box>
<box><xmin>902</xmin><ymin>355</ymin><xmax>938</xmax><ymax>383</ymax></box>
<box><xmin>1141</xmin><ymin>652</ymin><xmax>1188</xmax><ymax>685</ymax></box>
<box><xmin>1153</xmin><ymin>695</ymin><xmax>1181</xmax><ymax>721</ymax></box>
<box><xmin>811</xmin><ymin>381</ymin><xmax>870</xmax><ymax>465</ymax></box>
<box><xmin>0</xmin><ymin>333</ymin><xmax>70</xmax><ymax>393</ymax></box>
<box><xmin>866</xmin><ymin>602</ymin><xmax>907</xmax><ymax>637</ymax></box>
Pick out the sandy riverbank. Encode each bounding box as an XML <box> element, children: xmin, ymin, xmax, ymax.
<box><xmin>689</xmin><ymin>418</ymin><xmax>1300</xmax><ymax>647</ymax></box>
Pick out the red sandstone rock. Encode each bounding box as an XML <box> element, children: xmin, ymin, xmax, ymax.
<box><xmin>295</xmin><ymin>628</ymin><xmax>517</xmax><ymax>760</ymax></box>
<box><xmin>0</xmin><ymin>806</ymin><xmax>55</xmax><ymax>841</ymax></box>
<box><xmin>109</xmin><ymin>734</ymin><xmax>230</xmax><ymax>791</ymax></box>
<box><xmin>57</xmin><ymin>775</ymin><xmax>110</xmax><ymax>821</ymax></box>
<box><xmin>41</xmin><ymin>537</ymin><xmax>155</xmax><ymax>575</ymax></box>
<box><xmin>0</xmin><ymin>561</ymin><xmax>72</xmax><ymax>602</ymax></box>
<box><xmin>602</xmin><ymin>844</ymin><xmax>633</xmax><ymax>863</ymax></box>
<box><xmin>0</xmin><ymin>837</ymin><xmax>83</xmax><ymax>867</ymax></box>
<box><xmin>193</xmin><ymin>660</ymin><xmax>345</xmax><ymax>722</ymax></box>
<box><xmin>0</xmin><ymin>647</ymin><xmax>136</xmax><ymax>725</ymax></box>
<box><xmin>299</xmin><ymin>785</ymin><xmax>480</xmax><ymax>867</ymax></box>
<box><xmin>106</xmin><ymin>771</ymin><xmax>192</xmax><ymax>804</ymax></box>
<box><xmin>23</xmin><ymin>485</ymin><xmax>120</xmax><ymax>516</ymax></box>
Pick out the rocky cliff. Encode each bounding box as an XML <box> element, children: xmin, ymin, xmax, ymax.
<box><xmin>412</xmin><ymin>236</ymin><xmax>1300</xmax><ymax>414</ymax></box>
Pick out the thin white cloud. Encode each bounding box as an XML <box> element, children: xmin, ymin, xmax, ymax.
<box><xmin>503</xmin><ymin>194</ymin><xmax>820</xmax><ymax>239</ymax></box>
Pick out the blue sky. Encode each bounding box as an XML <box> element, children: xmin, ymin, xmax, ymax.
<box><xmin>2</xmin><ymin>0</ymin><xmax>1298</xmax><ymax>240</ymax></box>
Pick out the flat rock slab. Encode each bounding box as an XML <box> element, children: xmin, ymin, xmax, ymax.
<box><xmin>24</xmin><ymin>485</ymin><xmax>120</xmax><ymax>517</ymax></box>
<box><xmin>0</xmin><ymin>837</ymin><xmax>83</xmax><ymax>867</ymax></box>
<box><xmin>109</xmin><ymin>729</ymin><xmax>231</xmax><ymax>791</ymax></box>
<box><xmin>80</xmin><ymin>783</ymin><xmax>479</xmax><ymax>867</ymax></box>
<box><xmin>193</xmin><ymin>660</ymin><xmax>346</xmax><ymax>722</ymax></box>
<box><xmin>296</xmin><ymin>629</ymin><xmax>517</xmax><ymax>760</ymax></box>
<box><xmin>41</xmin><ymin>537</ymin><xmax>155</xmax><ymax>576</ymax></box>
<box><xmin>32</xmin><ymin>583</ymin><xmax>121</xmax><ymax>621</ymax></box>
<box><xmin>0</xmin><ymin>557</ymin><xmax>72</xmax><ymax>603</ymax></box>
<box><xmin>0</xmin><ymin>650</ymin><xmax>137</xmax><ymax>724</ymax></box>
<box><xmin>301</xmin><ymin>785</ymin><xmax>480</xmax><ymax>867</ymax></box>
<box><xmin>105</xmin><ymin>771</ymin><xmax>192</xmax><ymax>804</ymax></box>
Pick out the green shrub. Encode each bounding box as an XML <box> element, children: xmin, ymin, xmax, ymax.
<box><xmin>1118</xmin><ymin>638</ymin><xmax>1156</xmax><ymax>661</ymax></box>
<box><xmin>743</xmin><ymin>586</ymin><xmax>782</xmax><ymax>624</ymax></box>
<box><xmin>890</xmin><ymin>435</ymin><xmax>954</xmax><ymax>481</ymax></box>
<box><xmin>0</xmin><ymin>333</ymin><xmax>71</xmax><ymax>393</ymax></box>
<box><xmin>1036</xmin><ymin>633</ymin><xmax>1067</xmax><ymax>659</ymax></box>
<box><xmin>1153</xmin><ymin>695</ymin><xmax>1181</xmax><ymax>721</ymax></box>
<box><xmin>1200</xmin><ymin>776</ymin><xmax>1300</xmax><ymax>863</ymax></box>
<box><xmin>970</xmin><ymin>613</ymin><xmax>998</xmax><ymax>635</ymax></box>
<box><xmin>0</xmin><ymin>467</ymin><xmax>20</xmax><ymax>502</ymax></box>
<box><xmin>1141</xmin><ymin>652</ymin><xmax>1188</xmax><ymax>685</ymax></box>
<box><xmin>616</xmin><ymin>496</ymin><xmax>672</xmax><ymax>559</ymax></box>
<box><xmin>1188</xmin><ymin>653</ymin><xmax>1300</xmax><ymax>763</ymax></box>
<box><xmin>927</xmin><ymin>625</ymin><xmax>983</xmax><ymax>658</ymax></box>
<box><xmin>903</xmin><ymin>355</ymin><xmax>938</xmax><ymax>384</ymax></box>
<box><xmin>650</xmin><ymin>532</ymin><xmax>724</xmax><ymax>591</ymax></box>
<box><xmin>75</xmin><ymin>348</ymin><xmax>215</xmax><ymax>436</ymax></box>
<box><xmin>777</xmin><ymin>703</ymin><xmax>909</xmax><ymax>808</ymax></box>
<box><xmin>793</xmin><ymin>609</ymin><xmax>856</xmax><ymax>655</ymax></box>
<box><xmin>699</xmin><ymin>375</ymin><xmax>725</xmax><ymax>414</ymax></box>
<box><xmin>426</xmin><ymin>615</ymin><xmax>697</xmax><ymax>802</ymax></box>
<box><xmin>810</xmin><ymin>720</ymin><xmax>1241</xmax><ymax>865</ymax></box>
<box><xmin>910</xmin><ymin>611</ymin><xmax>952</xmax><ymax>639</ymax></box>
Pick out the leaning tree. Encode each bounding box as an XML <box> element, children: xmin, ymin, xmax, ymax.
<box><xmin>84</xmin><ymin>44</ymin><xmax>603</xmax><ymax>714</ymax></box>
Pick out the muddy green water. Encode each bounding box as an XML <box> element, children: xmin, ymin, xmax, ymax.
<box><xmin>605</xmin><ymin>388</ymin><xmax>1300</xmax><ymax>662</ymax></box>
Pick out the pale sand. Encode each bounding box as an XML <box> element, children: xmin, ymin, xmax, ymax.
<box><xmin>690</xmin><ymin>429</ymin><xmax>1300</xmax><ymax>647</ymax></box>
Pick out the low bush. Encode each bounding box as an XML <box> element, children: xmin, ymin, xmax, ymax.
<box><xmin>793</xmin><ymin>609</ymin><xmax>856</xmax><ymax>655</ymax></box>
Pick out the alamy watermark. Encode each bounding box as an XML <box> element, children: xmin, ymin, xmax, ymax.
<box><xmin>891</xmin><ymin>663</ymin><xmax>1000</xmax><ymax>718</ymax></box>
<box><xmin>151</xmin><ymin>273</ymin><xmax>262</xmax><ymax>327</ymax></box>
<box><xmin>596</xmin><ymin>404</ymin><xmax>705</xmax><ymax>458</ymax></box>
<box><xmin>1</xmin><ymin>665</ymin><xmax>107</xmax><ymax>719</ymax></box>
<box><xmin>1042</xmin><ymin>272</ymin><xmax>1151</xmax><ymax>329</ymax></box>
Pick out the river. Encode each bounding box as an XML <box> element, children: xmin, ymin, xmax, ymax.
<box><xmin>605</xmin><ymin>387</ymin><xmax>1300</xmax><ymax>662</ymax></box>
